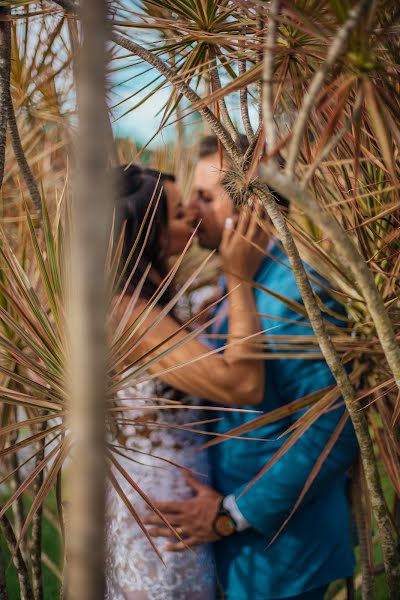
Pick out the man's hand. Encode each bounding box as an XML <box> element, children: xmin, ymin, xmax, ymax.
<box><xmin>220</xmin><ymin>200</ymin><xmax>269</xmax><ymax>282</ymax></box>
<box><xmin>144</xmin><ymin>471</ymin><xmax>223</xmax><ymax>551</ymax></box>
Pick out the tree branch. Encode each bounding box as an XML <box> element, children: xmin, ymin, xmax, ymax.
<box><xmin>0</xmin><ymin>541</ymin><xmax>8</xmax><ymax>600</ymax></box>
<box><xmin>351</xmin><ymin>459</ymin><xmax>374</xmax><ymax>600</ymax></box>
<box><xmin>256</xmin><ymin>10</ymin><xmax>264</xmax><ymax>127</ymax></box>
<box><xmin>65</xmin><ymin>0</ymin><xmax>111</xmax><ymax>597</ymax></box>
<box><xmin>8</xmin><ymin>431</ymin><xmax>28</xmax><ymax>565</ymax></box>
<box><xmin>7</xmin><ymin>96</ymin><xmax>42</xmax><ymax>216</ymax></box>
<box><xmin>238</xmin><ymin>34</ymin><xmax>254</xmax><ymax>142</ymax></box>
<box><xmin>209</xmin><ymin>47</ymin><xmax>241</xmax><ymax>145</ymax></box>
<box><xmin>285</xmin><ymin>0</ymin><xmax>370</xmax><ymax>176</ymax></box>
<box><xmin>262</xmin><ymin>0</ymin><xmax>280</xmax><ymax>154</ymax></box>
<box><xmin>0</xmin><ymin>6</ymin><xmax>11</xmax><ymax>189</ymax></box>
<box><xmin>32</xmin><ymin>419</ymin><xmax>45</xmax><ymax>600</ymax></box>
<box><xmin>0</xmin><ymin>513</ymin><xmax>33</xmax><ymax>600</ymax></box>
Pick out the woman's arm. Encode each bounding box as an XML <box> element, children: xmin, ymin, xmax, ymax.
<box><xmin>119</xmin><ymin>207</ymin><xmax>268</xmax><ymax>407</ymax></box>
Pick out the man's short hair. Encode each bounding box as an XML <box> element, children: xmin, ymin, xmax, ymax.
<box><xmin>198</xmin><ymin>134</ymin><xmax>249</xmax><ymax>159</ymax></box>
<box><xmin>198</xmin><ymin>134</ymin><xmax>289</xmax><ymax>210</ymax></box>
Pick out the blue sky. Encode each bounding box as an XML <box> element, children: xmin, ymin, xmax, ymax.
<box><xmin>111</xmin><ymin>76</ymin><xmax>176</xmax><ymax>148</ymax></box>
<box><xmin>109</xmin><ymin>43</ymin><xmax>189</xmax><ymax>149</ymax></box>
<box><xmin>109</xmin><ymin>49</ymin><xmax>251</xmax><ymax>150</ymax></box>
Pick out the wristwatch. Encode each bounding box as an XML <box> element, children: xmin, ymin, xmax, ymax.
<box><xmin>212</xmin><ymin>499</ymin><xmax>237</xmax><ymax>537</ymax></box>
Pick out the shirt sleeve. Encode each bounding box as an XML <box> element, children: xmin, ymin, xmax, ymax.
<box><xmin>232</xmin><ymin>283</ymin><xmax>359</xmax><ymax>536</ymax></box>
<box><xmin>223</xmin><ymin>494</ymin><xmax>250</xmax><ymax>532</ymax></box>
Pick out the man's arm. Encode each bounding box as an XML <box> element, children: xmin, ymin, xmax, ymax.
<box><xmin>234</xmin><ymin>287</ymin><xmax>359</xmax><ymax>536</ymax></box>
<box><xmin>234</xmin><ymin>359</ymin><xmax>358</xmax><ymax>536</ymax></box>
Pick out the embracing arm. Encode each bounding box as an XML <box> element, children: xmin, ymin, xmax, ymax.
<box><xmin>123</xmin><ymin>207</ymin><xmax>268</xmax><ymax>406</ymax></box>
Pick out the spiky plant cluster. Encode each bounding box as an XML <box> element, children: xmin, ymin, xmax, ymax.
<box><xmin>0</xmin><ymin>1</ymin><xmax>400</xmax><ymax>598</ymax></box>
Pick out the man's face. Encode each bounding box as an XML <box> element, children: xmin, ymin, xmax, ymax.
<box><xmin>189</xmin><ymin>153</ymin><xmax>234</xmax><ymax>250</ymax></box>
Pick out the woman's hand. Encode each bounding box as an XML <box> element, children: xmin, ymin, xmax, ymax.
<box><xmin>220</xmin><ymin>201</ymin><xmax>269</xmax><ymax>282</ymax></box>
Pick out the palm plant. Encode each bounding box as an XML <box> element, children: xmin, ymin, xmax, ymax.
<box><xmin>1</xmin><ymin>1</ymin><xmax>400</xmax><ymax>599</ymax></box>
<box><xmin>107</xmin><ymin>1</ymin><xmax>400</xmax><ymax>597</ymax></box>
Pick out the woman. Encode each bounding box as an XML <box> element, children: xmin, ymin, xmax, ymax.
<box><xmin>106</xmin><ymin>165</ymin><xmax>267</xmax><ymax>600</ymax></box>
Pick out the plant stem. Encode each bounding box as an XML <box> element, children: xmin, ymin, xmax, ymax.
<box><xmin>238</xmin><ymin>32</ymin><xmax>254</xmax><ymax>142</ymax></box>
<box><xmin>0</xmin><ymin>6</ymin><xmax>10</xmax><ymax>190</ymax></box>
<box><xmin>31</xmin><ymin>419</ymin><xmax>45</xmax><ymax>600</ymax></box>
<box><xmin>0</xmin><ymin>540</ymin><xmax>8</xmax><ymax>600</ymax></box>
<box><xmin>351</xmin><ymin>459</ymin><xmax>374</xmax><ymax>600</ymax></box>
<box><xmin>65</xmin><ymin>0</ymin><xmax>112</xmax><ymax>598</ymax></box>
<box><xmin>0</xmin><ymin>513</ymin><xmax>33</xmax><ymax>600</ymax></box>
<box><xmin>262</xmin><ymin>0</ymin><xmax>280</xmax><ymax>153</ymax></box>
<box><xmin>209</xmin><ymin>47</ymin><xmax>240</xmax><ymax>145</ymax></box>
<box><xmin>8</xmin><ymin>434</ymin><xmax>28</xmax><ymax>564</ymax></box>
<box><xmin>7</xmin><ymin>96</ymin><xmax>42</xmax><ymax>216</ymax></box>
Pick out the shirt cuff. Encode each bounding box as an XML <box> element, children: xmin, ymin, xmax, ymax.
<box><xmin>223</xmin><ymin>494</ymin><xmax>250</xmax><ymax>532</ymax></box>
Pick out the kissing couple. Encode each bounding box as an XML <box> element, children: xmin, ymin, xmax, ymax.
<box><xmin>105</xmin><ymin>135</ymin><xmax>359</xmax><ymax>600</ymax></box>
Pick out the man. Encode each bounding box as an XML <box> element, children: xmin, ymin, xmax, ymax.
<box><xmin>145</xmin><ymin>135</ymin><xmax>359</xmax><ymax>600</ymax></box>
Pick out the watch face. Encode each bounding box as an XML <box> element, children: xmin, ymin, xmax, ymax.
<box><xmin>215</xmin><ymin>514</ymin><xmax>236</xmax><ymax>537</ymax></box>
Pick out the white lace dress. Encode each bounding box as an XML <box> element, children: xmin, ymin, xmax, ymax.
<box><xmin>105</xmin><ymin>378</ymin><xmax>216</xmax><ymax>600</ymax></box>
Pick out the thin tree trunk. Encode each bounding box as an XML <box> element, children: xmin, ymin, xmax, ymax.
<box><xmin>0</xmin><ymin>541</ymin><xmax>8</xmax><ymax>600</ymax></box>
<box><xmin>0</xmin><ymin>513</ymin><xmax>33</xmax><ymax>600</ymax></box>
<box><xmin>0</xmin><ymin>6</ymin><xmax>10</xmax><ymax>189</ymax></box>
<box><xmin>7</xmin><ymin>97</ymin><xmax>42</xmax><ymax>216</ymax></box>
<box><xmin>351</xmin><ymin>459</ymin><xmax>374</xmax><ymax>600</ymax></box>
<box><xmin>208</xmin><ymin>48</ymin><xmax>240</xmax><ymax>145</ymax></box>
<box><xmin>8</xmin><ymin>435</ymin><xmax>28</xmax><ymax>565</ymax></box>
<box><xmin>262</xmin><ymin>0</ymin><xmax>280</xmax><ymax>153</ymax></box>
<box><xmin>65</xmin><ymin>5</ymin><xmax>117</xmax><ymax>165</ymax></box>
<box><xmin>65</xmin><ymin>0</ymin><xmax>112</xmax><ymax>599</ymax></box>
<box><xmin>238</xmin><ymin>43</ymin><xmax>254</xmax><ymax>143</ymax></box>
<box><xmin>31</xmin><ymin>419</ymin><xmax>45</xmax><ymax>600</ymax></box>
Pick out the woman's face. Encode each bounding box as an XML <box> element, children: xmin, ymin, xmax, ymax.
<box><xmin>164</xmin><ymin>180</ymin><xmax>194</xmax><ymax>256</ymax></box>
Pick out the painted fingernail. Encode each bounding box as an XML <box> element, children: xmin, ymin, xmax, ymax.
<box><xmin>224</xmin><ymin>217</ymin><xmax>233</xmax><ymax>229</ymax></box>
<box><xmin>247</xmin><ymin>197</ymin><xmax>253</xmax><ymax>208</ymax></box>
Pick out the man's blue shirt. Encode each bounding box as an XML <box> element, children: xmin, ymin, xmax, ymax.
<box><xmin>207</xmin><ymin>244</ymin><xmax>359</xmax><ymax>599</ymax></box>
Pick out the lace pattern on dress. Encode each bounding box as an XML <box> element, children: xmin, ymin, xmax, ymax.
<box><xmin>105</xmin><ymin>378</ymin><xmax>216</xmax><ymax>600</ymax></box>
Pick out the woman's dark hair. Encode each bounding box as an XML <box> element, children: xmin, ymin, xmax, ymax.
<box><xmin>114</xmin><ymin>164</ymin><xmax>175</xmax><ymax>304</ymax></box>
